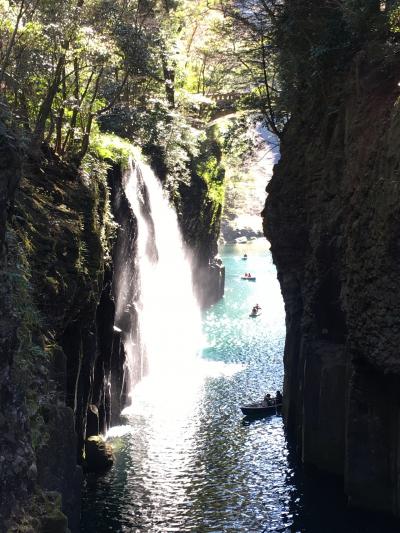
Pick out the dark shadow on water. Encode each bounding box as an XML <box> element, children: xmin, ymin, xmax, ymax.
<box><xmin>285</xmin><ymin>441</ymin><xmax>400</xmax><ymax>533</ymax></box>
<box><xmin>241</xmin><ymin>412</ymin><xmax>282</xmax><ymax>426</ymax></box>
<box><xmin>81</xmin><ymin>241</ymin><xmax>400</xmax><ymax>533</ymax></box>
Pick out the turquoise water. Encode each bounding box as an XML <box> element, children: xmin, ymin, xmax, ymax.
<box><xmin>81</xmin><ymin>241</ymin><xmax>400</xmax><ymax>533</ymax></box>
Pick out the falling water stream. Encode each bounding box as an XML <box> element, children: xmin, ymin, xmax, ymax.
<box><xmin>81</xmin><ymin>161</ymin><xmax>400</xmax><ymax>533</ymax></box>
<box><xmin>115</xmin><ymin>159</ymin><xmax>204</xmax><ymax>392</ymax></box>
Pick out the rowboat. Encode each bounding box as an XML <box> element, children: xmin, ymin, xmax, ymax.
<box><xmin>241</xmin><ymin>276</ymin><xmax>256</xmax><ymax>281</ymax></box>
<box><xmin>249</xmin><ymin>310</ymin><xmax>261</xmax><ymax>317</ymax></box>
<box><xmin>240</xmin><ymin>401</ymin><xmax>282</xmax><ymax>418</ymax></box>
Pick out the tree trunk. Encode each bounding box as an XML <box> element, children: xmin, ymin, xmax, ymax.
<box><xmin>0</xmin><ymin>0</ymin><xmax>25</xmax><ymax>87</ymax></box>
<box><xmin>31</xmin><ymin>55</ymin><xmax>65</xmax><ymax>151</ymax></box>
<box><xmin>55</xmin><ymin>66</ymin><xmax>67</xmax><ymax>154</ymax></box>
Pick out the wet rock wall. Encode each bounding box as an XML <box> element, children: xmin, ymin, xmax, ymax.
<box><xmin>0</xmin><ymin>141</ymin><xmax>225</xmax><ymax>531</ymax></box>
<box><xmin>263</xmin><ymin>53</ymin><xmax>400</xmax><ymax>515</ymax></box>
<box><xmin>0</xmin><ymin>149</ymin><xmax>128</xmax><ymax>532</ymax></box>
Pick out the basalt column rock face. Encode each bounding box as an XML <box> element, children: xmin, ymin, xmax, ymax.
<box><xmin>264</xmin><ymin>58</ymin><xmax>400</xmax><ymax>516</ymax></box>
<box><xmin>0</xmin><ymin>147</ymin><xmax>127</xmax><ymax>532</ymax></box>
<box><xmin>178</xmin><ymin>173</ymin><xmax>225</xmax><ymax>308</ymax></box>
<box><xmin>177</xmin><ymin>133</ymin><xmax>225</xmax><ymax>308</ymax></box>
<box><xmin>145</xmin><ymin>128</ymin><xmax>225</xmax><ymax>309</ymax></box>
<box><xmin>0</xmin><ymin>128</ymin><xmax>29</xmax><ymax>529</ymax></box>
<box><xmin>107</xmin><ymin>163</ymin><xmax>138</xmax><ymax>395</ymax></box>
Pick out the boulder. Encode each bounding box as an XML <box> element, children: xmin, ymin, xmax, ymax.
<box><xmin>40</xmin><ymin>509</ymin><xmax>68</xmax><ymax>533</ymax></box>
<box><xmin>86</xmin><ymin>404</ymin><xmax>99</xmax><ymax>438</ymax></box>
<box><xmin>84</xmin><ymin>436</ymin><xmax>114</xmax><ymax>473</ymax></box>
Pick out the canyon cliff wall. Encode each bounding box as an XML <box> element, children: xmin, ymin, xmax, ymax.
<box><xmin>146</xmin><ymin>127</ymin><xmax>225</xmax><ymax>307</ymax></box>
<box><xmin>264</xmin><ymin>46</ymin><xmax>400</xmax><ymax>515</ymax></box>
<box><xmin>177</xmin><ymin>130</ymin><xmax>225</xmax><ymax>308</ymax></box>
<box><xmin>0</xmin><ymin>146</ymin><xmax>127</xmax><ymax>532</ymax></box>
<box><xmin>0</xmin><ymin>134</ymin><xmax>224</xmax><ymax>531</ymax></box>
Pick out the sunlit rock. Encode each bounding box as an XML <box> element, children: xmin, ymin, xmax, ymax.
<box><xmin>84</xmin><ymin>437</ymin><xmax>114</xmax><ymax>473</ymax></box>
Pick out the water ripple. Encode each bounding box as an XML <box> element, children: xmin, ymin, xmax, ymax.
<box><xmin>82</xmin><ymin>243</ymin><xmax>400</xmax><ymax>533</ymax></box>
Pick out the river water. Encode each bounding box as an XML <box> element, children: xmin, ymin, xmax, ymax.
<box><xmin>81</xmin><ymin>240</ymin><xmax>400</xmax><ymax>533</ymax></box>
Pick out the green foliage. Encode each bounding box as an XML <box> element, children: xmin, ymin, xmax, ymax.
<box><xmin>195</xmin><ymin>126</ymin><xmax>226</xmax><ymax>216</ymax></box>
<box><xmin>103</xmin><ymin>97</ymin><xmax>202</xmax><ymax>190</ymax></box>
<box><xmin>6</xmin><ymin>234</ymin><xmax>45</xmax><ymax>369</ymax></box>
<box><xmin>90</xmin><ymin>133</ymin><xmax>133</xmax><ymax>165</ymax></box>
<box><xmin>389</xmin><ymin>4</ymin><xmax>400</xmax><ymax>33</ymax></box>
<box><xmin>0</xmin><ymin>0</ymin><xmax>186</xmax><ymax>159</ymax></box>
<box><xmin>0</xmin><ymin>0</ymin><xmax>283</xmax><ymax>155</ymax></box>
<box><xmin>8</xmin><ymin>488</ymin><xmax>68</xmax><ymax>533</ymax></box>
<box><xmin>276</xmin><ymin>0</ymin><xmax>398</xmax><ymax>113</ymax></box>
<box><xmin>0</xmin><ymin>0</ymin><xmax>395</xmax><ymax>168</ymax></box>
<box><xmin>197</xmin><ymin>154</ymin><xmax>225</xmax><ymax>205</ymax></box>
<box><xmin>222</xmin><ymin>114</ymin><xmax>259</xmax><ymax>163</ymax></box>
<box><xmin>2</xmin><ymin>230</ymin><xmax>49</xmax><ymax>450</ymax></box>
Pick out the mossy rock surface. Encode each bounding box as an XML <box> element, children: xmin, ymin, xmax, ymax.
<box><xmin>85</xmin><ymin>436</ymin><xmax>114</xmax><ymax>473</ymax></box>
<box><xmin>7</xmin><ymin>490</ymin><xmax>68</xmax><ymax>533</ymax></box>
<box><xmin>40</xmin><ymin>509</ymin><xmax>68</xmax><ymax>533</ymax></box>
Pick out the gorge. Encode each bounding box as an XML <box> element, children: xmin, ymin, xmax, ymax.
<box><xmin>2</xmin><ymin>1</ymin><xmax>400</xmax><ymax>532</ymax></box>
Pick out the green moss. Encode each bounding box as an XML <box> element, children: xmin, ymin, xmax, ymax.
<box><xmin>3</xmin><ymin>230</ymin><xmax>50</xmax><ymax>451</ymax></box>
<box><xmin>196</xmin><ymin>154</ymin><xmax>225</xmax><ymax>207</ymax></box>
<box><xmin>6</xmin><ymin>140</ymin><xmax>117</xmax><ymax>467</ymax></box>
<box><xmin>8</xmin><ymin>490</ymin><xmax>68</xmax><ymax>533</ymax></box>
<box><xmin>195</xmin><ymin>125</ymin><xmax>226</xmax><ymax>227</ymax></box>
<box><xmin>14</xmin><ymin>146</ymin><xmax>117</xmax><ymax>328</ymax></box>
<box><xmin>90</xmin><ymin>133</ymin><xmax>133</xmax><ymax>166</ymax></box>
<box><xmin>84</xmin><ymin>436</ymin><xmax>114</xmax><ymax>472</ymax></box>
<box><xmin>389</xmin><ymin>5</ymin><xmax>400</xmax><ymax>33</ymax></box>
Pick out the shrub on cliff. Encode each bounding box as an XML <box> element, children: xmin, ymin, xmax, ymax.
<box><xmin>276</xmin><ymin>0</ymin><xmax>399</xmax><ymax>111</ymax></box>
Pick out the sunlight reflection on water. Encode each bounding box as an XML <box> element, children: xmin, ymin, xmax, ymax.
<box><xmin>82</xmin><ymin>241</ymin><xmax>400</xmax><ymax>533</ymax></box>
<box><xmin>82</xmin><ymin>241</ymin><xmax>289</xmax><ymax>533</ymax></box>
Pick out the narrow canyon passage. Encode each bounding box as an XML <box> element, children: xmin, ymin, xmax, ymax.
<box><xmin>81</xmin><ymin>240</ymin><xmax>400</xmax><ymax>533</ymax></box>
<box><xmin>82</xmin><ymin>240</ymin><xmax>289</xmax><ymax>532</ymax></box>
<box><xmin>4</xmin><ymin>3</ymin><xmax>400</xmax><ymax>531</ymax></box>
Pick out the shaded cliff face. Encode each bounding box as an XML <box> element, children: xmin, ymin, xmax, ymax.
<box><xmin>263</xmin><ymin>53</ymin><xmax>400</xmax><ymax>515</ymax></box>
<box><xmin>146</xmin><ymin>129</ymin><xmax>225</xmax><ymax>308</ymax></box>
<box><xmin>0</xmin><ymin>129</ymin><xmax>24</xmax><ymax>528</ymax></box>
<box><xmin>0</xmin><ymin>126</ymin><xmax>21</xmax><ymax>252</ymax></box>
<box><xmin>177</xmin><ymin>165</ymin><xmax>225</xmax><ymax>308</ymax></box>
<box><xmin>0</xmin><ymin>134</ymin><xmax>225</xmax><ymax>530</ymax></box>
<box><xmin>0</xmin><ymin>148</ymin><xmax>125</xmax><ymax>532</ymax></box>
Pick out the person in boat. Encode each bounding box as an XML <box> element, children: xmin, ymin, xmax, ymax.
<box><xmin>251</xmin><ymin>306</ymin><xmax>258</xmax><ymax>315</ymax></box>
<box><xmin>264</xmin><ymin>393</ymin><xmax>272</xmax><ymax>406</ymax></box>
<box><xmin>276</xmin><ymin>390</ymin><xmax>283</xmax><ymax>405</ymax></box>
<box><xmin>243</xmin><ymin>253</ymin><xmax>248</xmax><ymax>259</ymax></box>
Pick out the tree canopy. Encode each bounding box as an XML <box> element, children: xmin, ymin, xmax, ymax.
<box><xmin>0</xmin><ymin>0</ymin><xmax>398</xmax><ymax>163</ymax></box>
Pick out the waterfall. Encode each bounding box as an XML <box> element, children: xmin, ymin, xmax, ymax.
<box><xmin>114</xmin><ymin>157</ymin><xmax>203</xmax><ymax>401</ymax></box>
